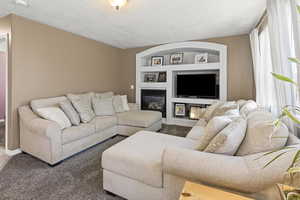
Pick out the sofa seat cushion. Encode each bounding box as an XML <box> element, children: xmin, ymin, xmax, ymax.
<box><xmin>117</xmin><ymin>111</ymin><xmax>162</xmax><ymax>128</ymax></box>
<box><xmin>90</xmin><ymin>116</ymin><xmax>117</xmax><ymax>132</ymax></box>
<box><xmin>102</xmin><ymin>131</ymin><xmax>197</xmax><ymax>188</ymax></box>
<box><xmin>62</xmin><ymin>123</ymin><xmax>96</xmax><ymax>144</ymax></box>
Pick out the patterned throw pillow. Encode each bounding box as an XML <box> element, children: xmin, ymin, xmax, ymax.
<box><xmin>59</xmin><ymin>100</ymin><xmax>80</xmax><ymax>126</ymax></box>
<box><xmin>197</xmin><ymin>116</ymin><xmax>232</xmax><ymax>151</ymax></box>
<box><xmin>36</xmin><ymin>107</ymin><xmax>71</xmax><ymax>129</ymax></box>
<box><xmin>204</xmin><ymin>117</ymin><xmax>247</xmax><ymax>155</ymax></box>
<box><xmin>67</xmin><ymin>93</ymin><xmax>95</xmax><ymax>123</ymax></box>
<box><xmin>202</xmin><ymin>101</ymin><xmax>223</xmax><ymax>121</ymax></box>
<box><xmin>236</xmin><ymin>111</ymin><xmax>288</xmax><ymax>156</ymax></box>
<box><xmin>213</xmin><ymin>101</ymin><xmax>239</xmax><ymax>117</ymax></box>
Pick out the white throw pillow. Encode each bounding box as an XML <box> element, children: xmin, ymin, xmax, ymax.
<box><xmin>197</xmin><ymin>116</ymin><xmax>232</xmax><ymax>151</ymax></box>
<box><xmin>113</xmin><ymin>95</ymin><xmax>129</xmax><ymax>113</ymax></box>
<box><xmin>36</xmin><ymin>107</ymin><xmax>71</xmax><ymax>129</ymax></box>
<box><xmin>92</xmin><ymin>97</ymin><xmax>115</xmax><ymax>116</ymax></box>
<box><xmin>240</xmin><ymin>100</ymin><xmax>258</xmax><ymax>117</ymax></box>
<box><xmin>204</xmin><ymin>117</ymin><xmax>247</xmax><ymax>155</ymax></box>
<box><xmin>67</xmin><ymin>93</ymin><xmax>95</xmax><ymax>123</ymax></box>
<box><xmin>236</xmin><ymin>111</ymin><xmax>289</xmax><ymax>156</ymax></box>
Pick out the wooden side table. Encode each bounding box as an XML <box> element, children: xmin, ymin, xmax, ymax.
<box><xmin>179</xmin><ymin>181</ymin><xmax>255</xmax><ymax>200</ymax></box>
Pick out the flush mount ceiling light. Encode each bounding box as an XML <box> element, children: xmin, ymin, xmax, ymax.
<box><xmin>14</xmin><ymin>0</ymin><xmax>29</xmax><ymax>7</ymax></box>
<box><xmin>109</xmin><ymin>0</ymin><xmax>127</xmax><ymax>10</ymax></box>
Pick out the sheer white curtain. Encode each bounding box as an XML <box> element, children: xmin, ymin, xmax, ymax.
<box><xmin>250</xmin><ymin>28</ymin><xmax>276</xmax><ymax>110</ymax></box>
<box><xmin>267</xmin><ymin>0</ymin><xmax>298</xmax><ymax>116</ymax></box>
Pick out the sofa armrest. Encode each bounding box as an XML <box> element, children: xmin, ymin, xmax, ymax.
<box><xmin>19</xmin><ymin>106</ymin><xmax>61</xmax><ymax>138</ymax></box>
<box><xmin>162</xmin><ymin>147</ymin><xmax>297</xmax><ymax>193</ymax></box>
<box><xmin>128</xmin><ymin>103</ymin><xmax>140</xmax><ymax>111</ymax></box>
<box><xmin>19</xmin><ymin>106</ymin><xmax>62</xmax><ymax>164</ymax></box>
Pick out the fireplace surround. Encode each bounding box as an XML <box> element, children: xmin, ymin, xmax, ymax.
<box><xmin>141</xmin><ymin>89</ymin><xmax>166</xmax><ymax>117</ymax></box>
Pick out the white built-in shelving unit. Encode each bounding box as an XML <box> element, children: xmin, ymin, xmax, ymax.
<box><xmin>136</xmin><ymin>42</ymin><xmax>227</xmax><ymax>126</ymax></box>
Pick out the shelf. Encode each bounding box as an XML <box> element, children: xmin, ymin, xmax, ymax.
<box><xmin>168</xmin><ymin>117</ymin><xmax>198</xmax><ymax>127</ymax></box>
<box><xmin>136</xmin><ymin>42</ymin><xmax>227</xmax><ymax>127</ymax></box>
<box><xmin>171</xmin><ymin>98</ymin><xmax>218</xmax><ymax>105</ymax></box>
<box><xmin>140</xmin><ymin>82</ymin><xmax>168</xmax><ymax>88</ymax></box>
<box><xmin>140</xmin><ymin>66</ymin><xmax>167</xmax><ymax>72</ymax></box>
<box><xmin>140</xmin><ymin>63</ymin><xmax>220</xmax><ymax>72</ymax></box>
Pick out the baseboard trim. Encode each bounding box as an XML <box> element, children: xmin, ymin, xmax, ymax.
<box><xmin>6</xmin><ymin>148</ymin><xmax>22</xmax><ymax>156</ymax></box>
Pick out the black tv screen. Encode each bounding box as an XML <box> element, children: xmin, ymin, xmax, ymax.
<box><xmin>176</xmin><ymin>74</ymin><xmax>218</xmax><ymax>98</ymax></box>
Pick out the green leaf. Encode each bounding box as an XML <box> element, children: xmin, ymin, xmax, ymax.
<box><xmin>264</xmin><ymin>151</ymin><xmax>290</xmax><ymax>168</ymax></box>
<box><xmin>289</xmin><ymin>57</ymin><xmax>300</xmax><ymax>65</ymax></box>
<box><xmin>254</xmin><ymin>146</ymin><xmax>295</xmax><ymax>161</ymax></box>
<box><xmin>289</xmin><ymin>150</ymin><xmax>300</xmax><ymax>169</ymax></box>
<box><xmin>271</xmin><ymin>72</ymin><xmax>298</xmax><ymax>86</ymax></box>
<box><xmin>287</xmin><ymin>167</ymin><xmax>300</xmax><ymax>174</ymax></box>
<box><xmin>274</xmin><ymin>119</ymin><xmax>281</xmax><ymax>127</ymax></box>
<box><xmin>283</xmin><ymin>108</ymin><xmax>300</xmax><ymax>125</ymax></box>
<box><xmin>271</xmin><ymin>136</ymin><xmax>289</xmax><ymax>139</ymax></box>
<box><xmin>297</xmin><ymin>5</ymin><xmax>300</xmax><ymax>14</ymax></box>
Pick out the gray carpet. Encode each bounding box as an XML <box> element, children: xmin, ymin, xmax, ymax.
<box><xmin>0</xmin><ymin>125</ymin><xmax>191</xmax><ymax>200</ymax></box>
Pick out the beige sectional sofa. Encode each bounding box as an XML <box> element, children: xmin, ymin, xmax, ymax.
<box><xmin>19</xmin><ymin>93</ymin><xmax>162</xmax><ymax>165</ymax></box>
<box><xmin>102</xmin><ymin>100</ymin><xmax>300</xmax><ymax>200</ymax></box>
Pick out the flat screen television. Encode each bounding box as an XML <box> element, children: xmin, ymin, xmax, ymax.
<box><xmin>176</xmin><ymin>74</ymin><xmax>219</xmax><ymax>99</ymax></box>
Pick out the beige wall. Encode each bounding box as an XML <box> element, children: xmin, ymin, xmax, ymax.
<box><xmin>9</xmin><ymin>15</ymin><xmax>122</xmax><ymax>150</ymax></box>
<box><xmin>120</xmin><ymin>35</ymin><xmax>255</xmax><ymax>102</ymax></box>
<box><xmin>2</xmin><ymin>14</ymin><xmax>255</xmax><ymax>150</ymax></box>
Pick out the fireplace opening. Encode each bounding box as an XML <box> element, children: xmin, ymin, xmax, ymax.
<box><xmin>141</xmin><ymin>89</ymin><xmax>166</xmax><ymax>117</ymax></box>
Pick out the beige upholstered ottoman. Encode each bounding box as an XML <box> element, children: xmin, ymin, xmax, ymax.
<box><xmin>101</xmin><ymin>131</ymin><xmax>197</xmax><ymax>200</ymax></box>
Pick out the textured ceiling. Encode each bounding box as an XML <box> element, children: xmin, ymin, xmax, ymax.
<box><xmin>0</xmin><ymin>0</ymin><xmax>266</xmax><ymax>49</ymax></box>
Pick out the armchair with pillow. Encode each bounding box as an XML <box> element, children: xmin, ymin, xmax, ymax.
<box><xmin>19</xmin><ymin>91</ymin><xmax>162</xmax><ymax>165</ymax></box>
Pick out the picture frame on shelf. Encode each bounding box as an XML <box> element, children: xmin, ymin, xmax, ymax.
<box><xmin>170</xmin><ymin>53</ymin><xmax>184</xmax><ymax>65</ymax></box>
<box><xmin>144</xmin><ymin>72</ymin><xmax>158</xmax><ymax>82</ymax></box>
<box><xmin>189</xmin><ymin>106</ymin><xmax>204</xmax><ymax>120</ymax></box>
<box><xmin>175</xmin><ymin>103</ymin><xmax>186</xmax><ymax>117</ymax></box>
<box><xmin>157</xmin><ymin>72</ymin><xmax>167</xmax><ymax>82</ymax></box>
<box><xmin>195</xmin><ymin>53</ymin><xmax>208</xmax><ymax>64</ymax></box>
<box><xmin>151</xmin><ymin>56</ymin><xmax>164</xmax><ymax>66</ymax></box>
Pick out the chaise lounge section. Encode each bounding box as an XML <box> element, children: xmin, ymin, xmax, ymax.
<box><xmin>102</xmin><ymin>100</ymin><xmax>300</xmax><ymax>200</ymax></box>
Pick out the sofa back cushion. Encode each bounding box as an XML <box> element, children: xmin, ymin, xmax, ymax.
<box><xmin>30</xmin><ymin>96</ymin><xmax>67</xmax><ymax>114</ymax></box>
<box><xmin>59</xmin><ymin>100</ymin><xmax>81</xmax><ymax>126</ymax></box>
<box><xmin>204</xmin><ymin>117</ymin><xmax>247</xmax><ymax>155</ymax></box>
<box><xmin>67</xmin><ymin>93</ymin><xmax>95</xmax><ymax>123</ymax></box>
<box><xmin>95</xmin><ymin>91</ymin><xmax>114</xmax><ymax>99</ymax></box>
<box><xmin>236</xmin><ymin>110</ymin><xmax>289</xmax><ymax>156</ymax></box>
<box><xmin>36</xmin><ymin>107</ymin><xmax>71</xmax><ymax>129</ymax></box>
<box><xmin>196</xmin><ymin>116</ymin><xmax>232</xmax><ymax>151</ymax></box>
